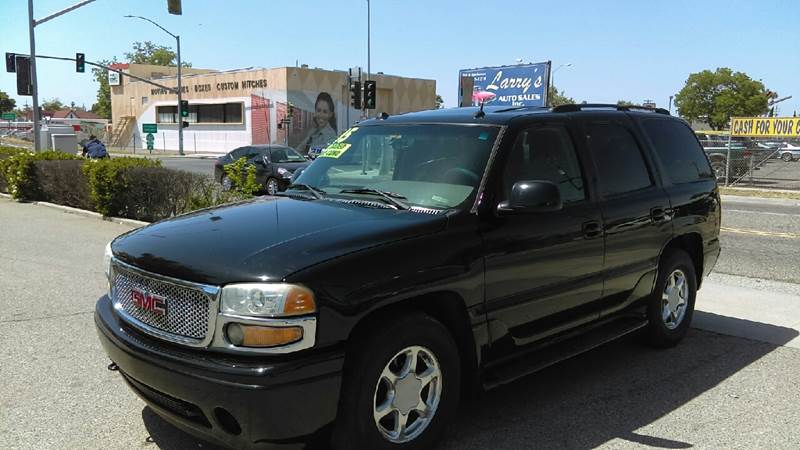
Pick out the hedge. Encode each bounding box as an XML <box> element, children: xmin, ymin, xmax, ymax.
<box><xmin>0</xmin><ymin>149</ymin><xmax>80</xmax><ymax>200</ymax></box>
<box><xmin>0</xmin><ymin>149</ymin><xmax>249</xmax><ymax>222</ymax></box>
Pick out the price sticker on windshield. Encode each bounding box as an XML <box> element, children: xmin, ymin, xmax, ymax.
<box><xmin>318</xmin><ymin>142</ymin><xmax>351</xmax><ymax>158</ymax></box>
<box><xmin>318</xmin><ymin>127</ymin><xmax>358</xmax><ymax>158</ymax></box>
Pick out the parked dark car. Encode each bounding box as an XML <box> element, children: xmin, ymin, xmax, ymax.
<box><xmin>96</xmin><ymin>104</ymin><xmax>721</xmax><ymax>450</ymax></box>
<box><xmin>213</xmin><ymin>145</ymin><xmax>310</xmax><ymax>194</ymax></box>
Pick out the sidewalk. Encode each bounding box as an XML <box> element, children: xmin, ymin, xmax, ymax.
<box><xmin>695</xmin><ymin>272</ymin><xmax>800</xmax><ymax>349</ymax></box>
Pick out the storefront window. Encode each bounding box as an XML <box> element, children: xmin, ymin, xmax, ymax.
<box><xmin>156</xmin><ymin>102</ymin><xmax>244</xmax><ymax>124</ymax></box>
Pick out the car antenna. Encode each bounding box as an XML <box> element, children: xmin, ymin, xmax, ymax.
<box><xmin>474</xmin><ymin>101</ymin><xmax>486</xmax><ymax>119</ymax></box>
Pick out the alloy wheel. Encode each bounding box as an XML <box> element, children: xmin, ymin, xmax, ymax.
<box><xmin>267</xmin><ymin>179</ymin><xmax>279</xmax><ymax>195</ymax></box>
<box><xmin>221</xmin><ymin>175</ymin><xmax>232</xmax><ymax>191</ymax></box>
<box><xmin>661</xmin><ymin>269</ymin><xmax>688</xmax><ymax>330</ymax></box>
<box><xmin>373</xmin><ymin>345</ymin><xmax>442</xmax><ymax>444</ymax></box>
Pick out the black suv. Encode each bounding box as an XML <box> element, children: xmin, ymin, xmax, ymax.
<box><xmin>214</xmin><ymin>145</ymin><xmax>310</xmax><ymax>195</ymax></box>
<box><xmin>96</xmin><ymin>104</ymin><xmax>721</xmax><ymax>450</ymax></box>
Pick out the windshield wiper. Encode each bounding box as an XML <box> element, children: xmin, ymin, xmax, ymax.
<box><xmin>339</xmin><ymin>188</ymin><xmax>410</xmax><ymax>210</ymax></box>
<box><xmin>283</xmin><ymin>183</ymin><xmax>326</xmax><ymax>199</ymax></box>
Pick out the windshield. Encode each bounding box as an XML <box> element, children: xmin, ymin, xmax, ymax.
<box><xmin>270</xmin><ymin>147</ymin><xmax>306</xmax><ymax>163</ymax></box>
<box><xmin>294</xmin><ymin>124</ymin><xmax>500</xmax><ymax>209</ymax></box>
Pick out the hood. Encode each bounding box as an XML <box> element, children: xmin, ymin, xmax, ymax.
<box><xmin>112</xmin><ymin>197</ymin><xmax>447</xmax><ymax>285</ymax></box>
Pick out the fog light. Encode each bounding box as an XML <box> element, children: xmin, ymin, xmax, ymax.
<box><xmin>225</xmin><ymin>323</ymin><xmax>303</xmax><ymax>348</ymax></box>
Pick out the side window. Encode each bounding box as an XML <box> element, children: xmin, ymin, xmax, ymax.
<box><xmin>503</xmin><ymin>124</ymin><xmax>586</xmax><ymax>204</ymax></box>
<box><xmin>643</xmin><ymin>119</ymin><xmax>714</xmax><ymax>183</ymax></box>
<box><xmin>584</xmin><ymin>122</ymin><xmax>653</xmax><ymax>196</ymax></box>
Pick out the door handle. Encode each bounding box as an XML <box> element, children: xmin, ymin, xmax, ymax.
<box><xmin>650</xmin><ymin>207</ymin><xmax>671</xmax><ymax>222</ymax></box>
<box><xmin>582</xmin><ymin>221</ymin><xmax>603</xmax><ymax>239</ymax></box>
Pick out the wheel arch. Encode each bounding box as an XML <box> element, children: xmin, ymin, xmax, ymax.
<box><xmin>345</xmin><ymin>291</ymin><xmax>479</xmax><ymax>395</ymax></box>
<box><xmin>660</xmin><ymin>232</ymin><xmax>704</xmax><ymax>288</ymax></box>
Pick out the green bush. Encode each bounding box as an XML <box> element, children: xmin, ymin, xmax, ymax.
<box><xmin>112</xmin><ymin>167</ymin><xmax>245</xmax><ymax>222</ymax></box>
<box><xmin>224</xmin><ymin>157</ymin><xmax>261</xmax><ymax>196</ymax></box>
<box><xmin>0</xmin><ymin>150</ymin><xmax>80</xmax><ymax>200</ymax></box>
<box><xmin>0</xmin><ymin>147</ymin><xmax>24</xmax><ymax>192</ymax></box>
<box><xmin>82</xmin><ymin>157</ymin><xmax>161</xmax><ymax>216</ymax></box>
<box><xmin>32</xmin><ymin>160</ymin><xmax>92</xmax><ymax>209</ymax></box>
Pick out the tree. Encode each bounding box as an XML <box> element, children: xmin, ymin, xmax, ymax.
<box><xmin>91</xmin><ymin>41</ymin><xmax>193</xmax><ymax>121</ymax></box>
<box><xmin>41</xmin><ymin>98</ymin><xmax>65</xmax><ymax>111</ymax></box>
<box><xmin>124</xmin><ymin>41</ymin><xmax>191</xmax><ymax>67</ymax></box>
<box><xmin>0</xmin><ymin>90</ymin><xmax>16</xmax><ymax>113</ymax></box>
<box><xmin>674</xmin><ymin>68</ymin><xmax>770</xmax><ymax>130</ymax></box>
<box><xmin>91</xmin><ymin>57</ymin><xmax>116</xmax><ymax>120</ymax></box>
<box><xmin>548</xmin><ymin>85</ymin><xmax>574</xmax><ymax>107</ymax></box>
<box><xmin>435</xmin><ymin>94</ymin><xmax>444</xmax><ymax>109</ymax></box>
<box><xmin>617</xmin><ymin>100</ymin><xmax>640</xmax><ymax>107</ymax></box>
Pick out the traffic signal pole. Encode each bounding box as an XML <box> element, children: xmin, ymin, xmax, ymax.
<box><xmin>176</xmin><ymin>34</ymin><xmax>184</xmax><ymax>155</ymax></box>
<box><xmin>26</xmin><ymin>0</ymin><xmax>97</xmax><ymax>152</ymax></box>
<box><xmin>27</xmin><ymin>0</ymin><xmax>40</xmax><ymax>151</ymax></box>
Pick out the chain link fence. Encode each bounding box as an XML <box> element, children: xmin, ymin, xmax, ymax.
<box><xmin>696</xmin><ymin>130</ymin><xmax>800</xmax><ymax>190</ymax></box>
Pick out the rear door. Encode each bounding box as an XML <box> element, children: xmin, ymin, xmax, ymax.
<box><xmin>578</xmin><ymin>114</ymin><xmax>673</xmax><ymax>309</ymax></box>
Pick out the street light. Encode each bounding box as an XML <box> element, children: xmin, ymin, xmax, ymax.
<box><xmin>549</xmin><ymin>63</ymin><xmax>572</xmax><ymax>107</ymax></box>
<box><xmin>124</xmin><ymin>14</ymin><xmax>184</xmax><ymax>156</ymax></box>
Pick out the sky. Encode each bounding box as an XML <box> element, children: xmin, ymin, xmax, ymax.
<box><xmin>1</xmin><ymin>0</ymin><xmax>798</xmax><ymax>114</ymax></box>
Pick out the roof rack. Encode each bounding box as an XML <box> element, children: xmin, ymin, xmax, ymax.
<box><xmin>552</xmin><ymin>103</ymin><xmax>670</xmax><ymax>115</ymax></box>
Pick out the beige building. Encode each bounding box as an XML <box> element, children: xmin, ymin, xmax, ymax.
<box><xmin>109</xmin><ymin>64</ymin><xmax>436</xmax><ymax>153</ymax></box>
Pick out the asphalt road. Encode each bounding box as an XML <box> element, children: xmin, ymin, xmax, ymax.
<box><xmin>158</xmin><ymin>156</ymin><xmax>217</xmax><ymax>178</ymax></box>
<box><xmin>1</xmin><ymin>194</ymin><xmax>799</xmax><ymax>449</ymax></box>
<box><xmin>716</xmin><ymin>195</ymin><xmax>800</xmax><ymax>284</ymax></box>
<box><xmin>733</xmin><ymin>159</ymin><xmax>800</xmax><ymax>190</ymax></box>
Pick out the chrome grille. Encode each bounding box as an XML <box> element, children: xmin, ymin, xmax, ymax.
<box><xmin>110</xmin><ymin>260</ymin><xmax>218</xmax><ymax>346</ymax></box>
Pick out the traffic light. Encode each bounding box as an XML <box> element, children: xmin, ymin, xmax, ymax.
<box><xmin>364</xmin><ymin>80</ymin><xmax>376</xmax><ymax>109</ymax></box>
<box><xmin>75</xmin><ymin>53</ymin><xmax>85</xmax><ymax>73</ymax></box>
<box><xmin>180</xmin><ymin>100</ymin><xmax>189</xmax><ymax>117</ymax></box>
<box><xmin>5</xmin><ymin>53</ymin><xmax>15</xmax><ymax>73</ymax></box>
<box><xmin>350</xmin><ymin>80</ymin><xmax>362</xmax><ymax>109</ymax></box>
<box><xmin>167</xmin><ymin>0</ymin><xmax>182</xmax><ymax>15</ymax></box>
<box><xmin>15</xmin><ymin>56</ymin><xmax>32</xmax><ymax>96</ymax></box>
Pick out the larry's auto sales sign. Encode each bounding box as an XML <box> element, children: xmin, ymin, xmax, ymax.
<box><xmin>459</xmin><ymin>62</ymin><xmax>550</xmax><ymax>107</ymax></box>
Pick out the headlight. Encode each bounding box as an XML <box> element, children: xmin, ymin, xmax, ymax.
<box><xmin>103</xmin><ymin>241</ymin><xmax>113</xmax><ymax>279</ymax></box>
<box><xmin>277</xmin><ymin>167</ymin><xmax>291</xmax><ymax>178</ymax></box>
<box><xmin>220</xmin><ymin>283</ymin><xmax>316</xmax><ymax>318</ymax></box>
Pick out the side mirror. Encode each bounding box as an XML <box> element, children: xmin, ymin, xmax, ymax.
<box><xmin>497</xmin><ymin>180</ymin><xmax>562</xmax><ymax>215</ymax></box>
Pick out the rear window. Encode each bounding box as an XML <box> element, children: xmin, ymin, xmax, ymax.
<box><xmin>584</xmin><ymin>122</ymin><xmax>653</xmax><ymax>196</ymax></box>
<box><xmin>644</xmin><ymin>120</ymin><xmax>714</xmax><ymax>184</ymax></box>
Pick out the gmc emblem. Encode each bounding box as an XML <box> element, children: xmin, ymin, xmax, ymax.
<box><xmin>131</xmin><ymin>289</ymin><xmax>167</xmax><ymax>317</ymax></box>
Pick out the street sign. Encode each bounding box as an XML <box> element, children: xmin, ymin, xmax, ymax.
<box><xmin>1</xmin><ymin>113</ymin><xmax>15</xmax><ymax>120</ymax></box>
<box><xmin>142</xmin><ymin>123</ymin><xmax>157</xmax><ymax>133</ymax></box>
<box><xmin>146</xmin><ymin>132</ymin><xmax>155</xmax><ymax>151</ymax></box>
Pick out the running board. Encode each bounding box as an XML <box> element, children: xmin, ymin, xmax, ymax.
<box><xmin>482</xmin><ymin>317</ymin><xmax>647</xmax><ymax>390</ymax></box>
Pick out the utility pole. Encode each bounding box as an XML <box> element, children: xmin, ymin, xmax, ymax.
<box><xmin>27</xmin><ymin>0</ymin><xmax>39</xmax><ymax>151</ymax></box>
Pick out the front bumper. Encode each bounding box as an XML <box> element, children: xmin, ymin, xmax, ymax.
<box><xmin>95</xmin><ymin>295</ymin><xmax>344</xmax><ymax>449</ymax></box>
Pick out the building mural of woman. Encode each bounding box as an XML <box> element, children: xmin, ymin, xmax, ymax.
<box><xmin>297</xmin><ymin>92</ymin><xmax>338</xmax><ymax>155</ymax></box>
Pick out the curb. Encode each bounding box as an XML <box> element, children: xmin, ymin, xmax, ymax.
<box><xmin>0</xmin><ymin>193</ymin><xmax>149</xmax><ymax>228</ymax></box>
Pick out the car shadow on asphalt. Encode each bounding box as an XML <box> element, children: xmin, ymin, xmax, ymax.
<box><xmin>142</xmin><ymin>314</ymin><xmax>798</xmax><ymax>450</ymax></box>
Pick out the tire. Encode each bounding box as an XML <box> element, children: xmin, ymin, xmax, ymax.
<box><xmin>266</xmin><ymin>177</ymin><xmax>280</xmax><ymax>195</ymax></box>
<box><xmin>710</xmin><ymin>160</ymin><xmax>726</xmax><ymax>180</ymax></box>
<box><xmin>332</xmin><ymin>312</ymin><xmax>461</xmax><ymax>450</ymax></box>
<box><xmin>644</xmin><ymin>249</ymin><xmax>697</xmax><ymax>348</ymax></box>
<box><xmin>782</xmin><ymin>152</ymin><xmax>793</xmax><ymax>162</ymax></box>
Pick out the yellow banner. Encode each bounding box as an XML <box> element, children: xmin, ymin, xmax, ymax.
<box><xmin>731</xmin><ymin>117</ymin><xmax>800</xmax><ymax>137</ymax></box>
